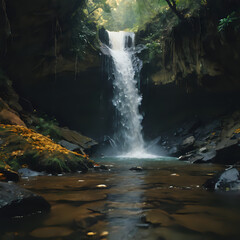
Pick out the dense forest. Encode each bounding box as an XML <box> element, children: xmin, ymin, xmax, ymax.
<box><xmin>0</xmin><ymin>0</ymin><xmax>240</xmax><ymax>239</ymax></box>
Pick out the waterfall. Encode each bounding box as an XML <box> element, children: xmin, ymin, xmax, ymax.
<box><xmin>106</xmin><ymin>31</ymin><xmax>153</xmax><ymax>158</ymax></box>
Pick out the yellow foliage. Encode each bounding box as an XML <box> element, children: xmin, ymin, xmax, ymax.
<box><xmin>21</xmin><ymin>164</ymin><xmax>28</xmax><ymax>168</ymax></box>
<box><xmin>234</xmin><ymin>128</ymin><xmax>240</xmax><ymax>134</ymax></box>
<box><xmin>0</xmin><ymin>173</ymin><xmax>6</xmax><ymax>180</ymax></box>
<box><xmin>0</xmin><ymin>124</ymin><xmax>89</xmax><ymax>171</ymax></box>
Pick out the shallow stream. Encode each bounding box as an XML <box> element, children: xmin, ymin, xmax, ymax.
<box><xmin>1</xmin><ymin>158</ymin><xmax>240</xmax><ymax>240</ymax></box>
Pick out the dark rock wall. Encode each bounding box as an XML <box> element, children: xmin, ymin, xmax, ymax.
<box><xmin>0</xmin><ymin>0</ymin><xmax>110</xmax><ymax>139</ymax></box>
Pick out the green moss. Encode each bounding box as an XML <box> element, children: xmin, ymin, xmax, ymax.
<box><xmin>0</xmin><ymin>124</ymin><xmax>89</xmax><ymax>174</ymax></box>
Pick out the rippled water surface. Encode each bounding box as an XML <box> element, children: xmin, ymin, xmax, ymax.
<box><xmin>1</xmin><ymin>157</ymin><xmax>240</xmax><ymax>240</ymax></box>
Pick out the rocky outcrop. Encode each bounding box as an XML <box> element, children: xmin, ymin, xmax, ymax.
<box><xmin>137</xmin><ymin>0</ymin><xmax>240</xmax><ymax>138</ymax></box>
<box><xmin>203</xmin><ymin>168</ymin><xmax>240</xmax><ymax>191</ymax></box>
<box><xmin>0</xmin><ymin>70</ymin><xmax>25</xmax><ymax>126</ymax></box>
<box><xmin>0</xmin><ymin>97</ymin><xmax>25</xmax><ymax>126</ymax></box>
<box><xmin>57</xmin><ymin>126</ymin><xmax>98</xmax><ymax>154</ymax></box>
<box><xmin>0</xmin><ymin>124</ymin><xmax>91</xmax><ymax>174</ymax></box>
<box><xmin>0</xmin><ymin>182</ymin><xmax>50</xmax><ymax>218</ymax></box>
<box><xmin>161</xmin><ymin>110</ymin><xmax>240</xmax><ymax>164</ymax></box>
<box><xmin>0</xmin><ymin>0</ymin><xmax>110</xmax><ymax>140</ymax></box>
<box><xmin>138</xmin><ymin>0</ymin><xmax>240</xmax><ymax>91</ymax></box>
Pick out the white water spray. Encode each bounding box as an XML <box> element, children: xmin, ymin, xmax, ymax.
<box><xmin>107</xmin><ymin>31</ymin><xmax>156</xmax><ymax>158</ymax></box>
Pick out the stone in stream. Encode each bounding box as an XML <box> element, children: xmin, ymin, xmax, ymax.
<box><xmin>18</xmin><ymin>168</ymin><xmax>45</xmax><ymax>177</ymax></box>
<box><xmin>93</xmin><ymin>164</ymin><xmax>109</xmax><ymax>171</ymax></box>
<box><xmin>0</xmin><ymin>182</ymin><xmax>50</xmax><ymax>218</ymax></box>
<box><xmin>203</xmin><ymin>168</ymin><xmax>240</xmax><ymax>191</ymax></box>
<box><xmin>73</xmin><ymin>214</ymin><xmax>104</xmax><ymax>229</ymax></box>
<box><xmin>191</xmin><ymin>150</ymin><xmax>217</xmax><ymax>164</ymax></box>
<box><xmin>129</xmin><ymin>166</ymin><xmax>143</xmax><ymax>171</ymax></box>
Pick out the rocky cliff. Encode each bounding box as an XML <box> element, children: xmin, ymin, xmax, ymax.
<box><xmin>135</xmin><ymin>0</ymin><xmax>240</xmax><ymax>163</ymax></box>
<box><xmin>0</xmin><ymin>0</ymin><xmax>110</xmax><ymax>139</ymax></box>
<box><xmin>136</xmin><ymin>0</ymin><xmax>240</xmax><ymax>138</ymax></box>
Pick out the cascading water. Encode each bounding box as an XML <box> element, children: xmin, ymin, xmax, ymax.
<box><xmin>106</xmin><ymin>31</ymin><xmax>155</xmax><ymax>158</ymax></box>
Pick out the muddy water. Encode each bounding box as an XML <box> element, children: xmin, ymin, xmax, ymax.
<box><xmin>1</xmin><ymin>158</ymin><xmax>240</xmax><ymax>240</ymax></box>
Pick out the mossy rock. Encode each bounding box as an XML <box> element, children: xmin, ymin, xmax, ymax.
<box><xmin>0</xmin><ymin>124</ymin><xmax>93</xmax><ymax>174</ymax></box>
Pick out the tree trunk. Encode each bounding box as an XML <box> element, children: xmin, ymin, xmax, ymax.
<box><xmin>165</xmin><ymin>0</ymin><xmax>184</xmax><ymax>20</ymax></box>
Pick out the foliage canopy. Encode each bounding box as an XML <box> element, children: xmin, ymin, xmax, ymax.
<box><xmin>85</xmin><ymin>0</ymin><xmax>206</xmax><ymax>31</ymax></box>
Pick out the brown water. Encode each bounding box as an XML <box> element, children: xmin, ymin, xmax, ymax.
<box><xmin>1</xmin><ymin>157</ymin><xmax>240</xmax><ymax>240</ymax></box>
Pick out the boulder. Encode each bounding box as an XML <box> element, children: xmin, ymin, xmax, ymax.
<box><xmin>129</xmin><ymin>166</ymin><xmax>143</xmax><ymax>171</ymax></box>
<box><xmin>203</xmin><ymin>168</ymin><xmax>240</xmax><ymax>191</ymax></box>
<box><xmin>193</xmin><ymin>150</ymin><xmax>217</xmax><ymax>164</ymax></box>
<box><xmin>201</xmin><ymin>150</ymin><xmax>216</xmax><ymax>162</ymax></box>
<box><xmin>0</xmin><ymin>98</ymin><xmax>25</xmax><ymax>127</ymax></box>
<box><xmin>0</xmin><ymin>182</ymin><xmax>50</xmax><ymax>218</ymax></box>
<box><xmin>56</xmin><ymin>127</ymin><xmax>98</xmax><ymax>154</ymax></box>
<box><xmin>180</xmin><ymin>136</ymin><xmax>195</xmax><ymax>153</ymax></box>
<box><xmin>59</xmin><ymin>140</ymin><xmax>82</xmax><ymax>152</ymax></box>
<box><xmin>182</xmin><ymin>136</ymin><xmax>195</xmax><ymax>146</ymax></box>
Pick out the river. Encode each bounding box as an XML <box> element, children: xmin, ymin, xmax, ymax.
<box><xmin>1</xmin><ymin>158</ymin><xmax>240</xmax><ymax>240</ymax></box>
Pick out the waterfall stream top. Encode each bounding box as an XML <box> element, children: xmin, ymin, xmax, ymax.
<box><xmin>107</xmin><ymin>31</ymin><xmax>135</xmax><ymax>50</ymax></box>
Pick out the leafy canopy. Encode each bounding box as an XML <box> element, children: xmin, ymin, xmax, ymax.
<box><xmin>85</xmin><ymin>0</ymin><xmax>205</xmax><ymax>31</ymax></box>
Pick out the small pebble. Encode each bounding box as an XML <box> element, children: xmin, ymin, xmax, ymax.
<box><xmin>87</xmin><ymin>232</ymin><xmax>97</xmax><ymax>236</ymax></box>
<box><xmin>136</xmin><ymin>223</ymin><xmax>149</xmax><ymax>228</ymax></box>
<box><xmin>100</xmin><ymin>231</ymin><xmax>109</xmax><ymax>237</ymax></box>
<box><xmin>96</xmin><ymin>184</ymin><xmax>107</xmax><ymax>188</ymax></box>
<box><xmin>78</xmin><ymin>180</ymin><xmax>85</xmax><ymax>182</ymax></box>
<box><xmin>129</xmin><ymin>166</ymin><xmax>143</xmax><ymax>171</ymax></box>
<box><xmin>170</xmin><ymin>173</ymin><xmax>180</xmax><ymax>176</ymax></box>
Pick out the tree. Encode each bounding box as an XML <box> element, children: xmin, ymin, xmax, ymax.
<box><xmin>164</xmin><ymin>0</ymin><xmax>184</xmax><ymax>20</ymax></box>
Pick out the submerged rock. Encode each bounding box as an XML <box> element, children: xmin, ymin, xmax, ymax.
<box><xmin>129</xmin><ymin>166</ymin><xmax>143</xmax><ymax>171</ymax></box>
<box><xmin>203</xmin><ymin>168</ymin><xmax>240</xmax><ymax>191</ymax></box>
<box><xmin>18</xmin><ymin>168</ymin><xmax>45</xmax><ymax>177</ymax></box>
<box><xmin>0</xmin><ymin>182</ymin><xmax>50</xmax><ymax>218</ymax></box>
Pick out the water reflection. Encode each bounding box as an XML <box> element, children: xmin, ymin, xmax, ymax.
<box><xmin>0</xmin><ymin>158</ymin><xmax>240</xmax><ymax>240</ymax></box>
<box><xmin>106</xmin><ymin>169</ymin><xmax>145</xmax><ymax>240</ymax></box>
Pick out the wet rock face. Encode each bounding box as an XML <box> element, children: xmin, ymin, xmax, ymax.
<box><xmin>0</xmin><ymin>182</ymin><xmax>50</xmax><ymax>218</ymax></box>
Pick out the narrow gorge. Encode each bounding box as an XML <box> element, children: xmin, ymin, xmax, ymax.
<box><xmin>0</xmin><ymin>0</ymin><xmax>240</xmax><ymax>239</ymax></box>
